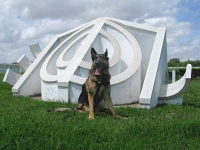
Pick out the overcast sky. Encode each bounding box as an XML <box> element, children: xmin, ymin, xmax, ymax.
<box><xmin>0</xmin><ymin>0</ymin><xmax>199</xmax><ymax>64</ymax></box>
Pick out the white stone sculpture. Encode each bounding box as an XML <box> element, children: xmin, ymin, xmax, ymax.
<box><xmin>3</xmin><ymin>17</ymin><xmax>192</xmax><ymax>109</ymax></box>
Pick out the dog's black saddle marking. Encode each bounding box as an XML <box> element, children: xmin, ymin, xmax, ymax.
<box><xmin>77</xmin><ymin>80</ymin><xmax>108</xmax><ymax>110</ymax></box>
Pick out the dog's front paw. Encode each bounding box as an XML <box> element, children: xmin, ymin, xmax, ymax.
<box><xmin>122</xmin><ymin>117</ymin><xmax>128</xmax><ymax>120</ymax></box>
<box><xmin>113</xmin><ymin>114</ymin><xmax>127</xmax><ymax>120</ymax></box>
<box><xmin>89</xmin><ymin>114</ymin><xmax>94</xmax><ymax>120</ymax></box>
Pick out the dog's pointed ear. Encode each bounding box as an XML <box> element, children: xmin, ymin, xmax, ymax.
<box><xmin>91</xmin><ymin>47</ymin><xmax>97</xmax><ymax>61</ymax></box>
<box><xmin>104</xmin><ymin>49</ymin><xmax>108</xmax><ymax>57</ymax></box>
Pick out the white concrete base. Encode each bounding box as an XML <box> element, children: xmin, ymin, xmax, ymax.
<box><xmin>140</xmin><ymin>104</ymin><xmax>151</xmax><ymax>109</ymax></box>
<box><xmin>41</xmin><ymin>80</ymin><xmax>58</xmax><ymax>101</ymax></box>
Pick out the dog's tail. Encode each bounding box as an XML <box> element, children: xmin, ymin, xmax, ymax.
<box><xmin>48</xmin><ymin>107</ymin><xmax>76</xmax><ymax>119</ymax></box>
<box><xmin>77</xmin><ymin>83</ymin><xmax>88</xmax><ymax>109</ymax></box>
<box><xmin>48</xmin><ymin>107</ymin><xmax>75</xmax><ymax>112</ymax></box>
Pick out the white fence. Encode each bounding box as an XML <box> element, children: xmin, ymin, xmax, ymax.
<box><xmin>168</xmin><ymin>67</ymin><xmax>200</xmax><ymax>82</ymax></box>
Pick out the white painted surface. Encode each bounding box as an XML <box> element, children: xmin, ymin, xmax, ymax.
<box><xmin>17</xmin><ymin>55</ymin><xmax>32</xmax><ymax>71</ymax></box>
<box><xmin>139</xmin><ymin>28</ymin><xmax>167</xmax><ymax>109</ymax></box>
<box><xmin>15</xmin><ymin>66</ymin><xmax>41</xmax><ymax>95</ymax></box>
<box><xmin>158</xmin><ymin>64</ymin><xmax>192</xmax><ymax>103</ymax></box>
<box><xmin>111</xmin><ymin>66</ymin><xmax>141</xmax><ymax>104</ymax></box>
<box><xmin>41</xmin><ymin>80</ymin><xmax>58</xmax><ymax>101</ymax></box>
<box><xmin>3</xmin><ymin>69</ymin><xmax>22</xmax><ymax>86</ymax></box>
<box><xmin>57</xmin><ymin>87</ymin><xmax>69</xmax><ymax>102</ymax></box>
<box><xmin>127</xmin><ymin>28</ymin><xmax>156</xmax><ymax>85</ymax></box>
<box><xmin>172</xmin><ymin>70</ymin><xmax>176</xmax><ymax>83</ymax></box>
<box><xmin>57</xmin><ymin>18</ymin><xmax>106</xmax><ymax>87</ymax></box>
<box><xmin>29</xmin><ymin>43</ymin><xmax>42</xmax><ymax>58</ymax></box>
<box><xmin>12</xmin><ymin>35</ymin><xmax>60</xmax><ymax>94</ymax></box>
<box><xmin>69</xmin><ymin>82</ymin><xmax>82</xmax><ymax>103</ymax></box>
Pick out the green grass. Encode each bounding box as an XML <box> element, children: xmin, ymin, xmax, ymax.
<box><xmin>0</xmin><ymin>74</ymin><xmax>200</xmax><ymax>149</ymax></box>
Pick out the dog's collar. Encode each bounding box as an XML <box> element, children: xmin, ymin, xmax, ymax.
<box><xmin>97</xmin><ymin>79</ymin><xmax>101</xmax><ymax>84</ymax></box>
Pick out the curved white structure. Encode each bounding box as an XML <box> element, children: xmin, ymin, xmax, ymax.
<box><xmin>3</xmin><ymin>17</ymin><xmax>192</xmax><ymax>108</ymax></box>
<box><xmin>17</xmin><ymin>55</ymin><xmax>32</xmax><ymax>71</ymax></box>
<box><xmin>158</xmin><ymin>64</ymin><xmax>192</xmax><ymax>104</ymax></box>
<box><xmin>29</xmin><ymin>43</ymin><xmax>42</xmax><ymax>58</ymax></box>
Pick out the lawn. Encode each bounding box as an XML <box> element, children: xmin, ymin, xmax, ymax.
<box><xmin>0</xmin><ymin>74</ymin><xmax>200</xmax><ymax>149</ymax></box>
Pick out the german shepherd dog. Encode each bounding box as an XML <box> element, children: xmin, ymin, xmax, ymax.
<box><xmin>50</xmin><ymin>48</ymin><xmax>126</xmax><ymax>120</ymax></box>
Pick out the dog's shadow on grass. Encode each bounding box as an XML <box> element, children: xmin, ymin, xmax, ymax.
<box><xmin>95</xmin><ymin>108</ymin><xmax>112</xmax><ymax>116</ymax></box>
<box><xmin>94</xmin><ymin>108</ymin><xmax>129</xmax><ymax>119</ymax></box>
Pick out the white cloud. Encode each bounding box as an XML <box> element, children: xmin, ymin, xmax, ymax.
<box><xmin>20</xmin><ymin>19</ymin><xmax>65</xmax><ymax>40</ymax></box>
<box><xmin>142</xmin><ymin>16</ymin><xmax>194</xmax><ymax>61</ymax></box>
<box><xmin>164</xmin><ymin>7</ymin><xmax>179</xmax><ymax>15</ymax></box>
<box><xmin>143</xmin><ymin>16</ymin><xmax>191</xmax><ymax>40</ymax></box>
<box><xmin>0</xmin><ymin>0</ymin><xmax>199</xmax><ymax>63</ymax></box>
<box><xmin>8</xmin><ymin>0</ymin><xmax>181</xmax><ymax>21</ymax></box>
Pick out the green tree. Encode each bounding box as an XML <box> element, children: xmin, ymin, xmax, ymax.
<box><xmin>168</xmin><ymin>58</ymin><xmax>180</xmax><ymax>67</ymax></box>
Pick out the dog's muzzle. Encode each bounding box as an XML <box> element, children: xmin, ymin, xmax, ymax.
<box><xmin>94</xmin><ymin>63</ymin><xmax>102</xmax><ymax>76</ymax></box>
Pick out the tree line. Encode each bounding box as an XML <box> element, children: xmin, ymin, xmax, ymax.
<box><xmin>168</xmin><ymin>58</ymin><xmax>200</xmax><ymax>67</ymax></box>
